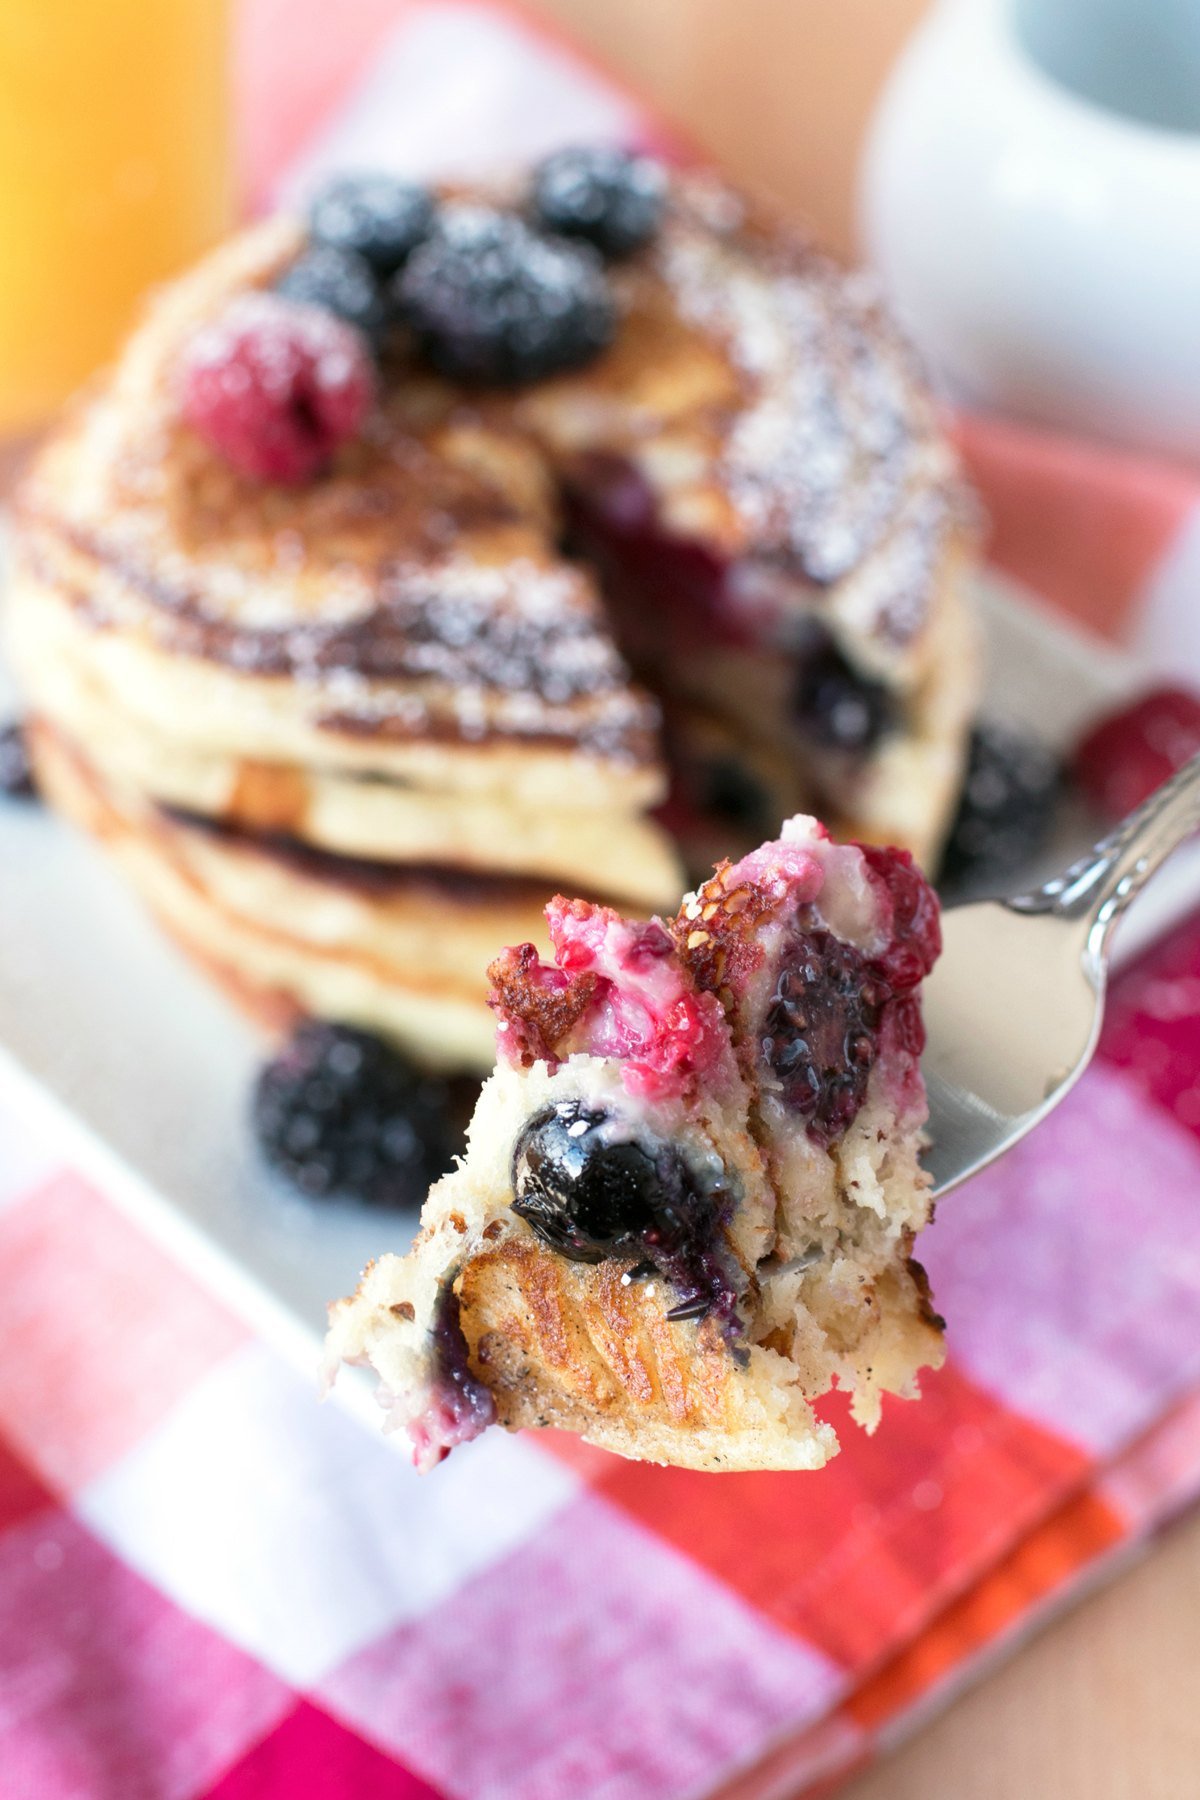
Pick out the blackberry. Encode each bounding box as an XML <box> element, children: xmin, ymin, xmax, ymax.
<box><xmin>308</xmin><ymin>173</ymin><xmax>435</xmax><ymax>274</ymax></box>
<box><xmin>762</xmin><ymin>930</ymin><xmax>884</xmax><ymax>1146</ymax></box>
<box><xmin>510</xmin><ymin>1101</ymin><xmax>740</xmax><ymax>1330</ymax></box>
<box><xmin>942</xmin><ymin>722</ymin><xmax>1062</xmax><ymax>887</ymax></box>
<box><xmin>274</xmin><ymin>244</ymin><xmax>388</xmax><ymax>348</ymax></box>
<box><xmin>253</xmin><ymin>1021</ymin><xmax>454</xmax><ymax>1206</ymax></box>
<box><xmin>395</xmin><ymin>206</ymin><xmax>616</xmax><ymax>385</ymax></box>
<box><xmin>792</xmin><ymin>631</ymin><xmax>895</xmax><ymax>754</ymax></box>
<box><xmin>0</xmin><ymin>723</ymin><xmax>36</xmax><ymax>800</ymax></box>
<box><xmin>530</xmin><ymin>145</ymin><xmax>666</xmax><ymax>258</ymax></box>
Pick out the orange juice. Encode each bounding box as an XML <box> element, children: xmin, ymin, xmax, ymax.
<box><xmin>0</xmin><ymin>0</ymin><xmax>232</xmax><ymax>434</ymax></box>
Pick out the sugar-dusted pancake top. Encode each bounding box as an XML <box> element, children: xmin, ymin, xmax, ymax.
<box><xmin>16</xmin><ymin>170</ymin><xmax>967</xmax><ymax>761</ymax></box>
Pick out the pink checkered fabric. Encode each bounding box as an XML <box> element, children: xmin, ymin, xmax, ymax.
<box><xmin>3</xmin><ymin>6</ymin><xmax>1200</xmax><ymax>1796</ymax></box>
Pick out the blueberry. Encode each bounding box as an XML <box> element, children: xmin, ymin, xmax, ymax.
<box><xmin>0</xmin><ymin>723</ymin><xmax>36</xmax><ymax>800</ymax></box>
<box><xmin>274</xmin><ymin>244</ymin><xmax>388</xmax><ymax>348</ymax></box>
<box><xmin>531</xmin><ymin>145</ymin><xmax>666</xmax><ymax>258</ymax></box>
<box><xmin>511</xmin><ymin>1102</ymin><xmax>662</xmax><ymax>1261</ymax></box>
<box><xmin>942</xmin><ymin>722</ymin><xmax>1062</xmax><ymax>887</ymax></box>
<box><xmin>308</xmin><ymin>173</ymin><xmax>435</xmax><ymax>274</ymax></box>
<box><xmin>510</xmin><ymin>1100</ymin><xmax>742</xmax><ymax>1332</ymax></box>
<box><xmin>395</xmin><ymin>206</ymin><xmax>616</xmax><ymax>385</ymax></box>
<box><xmin>253</xmin><ymin>1021</ymin><xmax>454</xmax><ymax>1206</ymax></box>
<box><xmin>762</xmin><ymin>930</ymin><xmax>883</xmax><ymax>1146</ymax></box>
<box><xmin>700</xmin><ymin>756</ymin><xmax>771</xmax><ymax>832</ymax></box>
<box><xmin>791</xmin><ymin>630</ymin><xmax>895</xmax><ymax>754</ymax></box>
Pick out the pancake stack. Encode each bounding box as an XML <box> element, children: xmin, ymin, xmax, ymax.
<box><xmin>7</xmin><ymin>163</ymin><xmax>977</xmax><ymax>1072</ymax></box>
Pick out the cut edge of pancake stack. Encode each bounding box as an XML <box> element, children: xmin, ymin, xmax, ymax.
<box><xmin>6</xmin><ymin>155</ymin><xmax>979</xmax><ymax>1073</ymax></box>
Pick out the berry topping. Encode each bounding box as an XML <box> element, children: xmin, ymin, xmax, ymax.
<box><xmin>942</xmin><ymin>723</ymin><xmax>1061</xmax><ymax>887</ymax></box>
<box><xmin>762</xmin><ymin>930</ymin><xmax>884</xmax><ymax>1146</ymax></box>
<box><xmin>396</xmin><ymin>206</ymin><xmax>616</xmax><ymax>385</ymax></box>
<box><xmin>530</xmin><ymin>144</ymin><xmax>667</xmax><ymax>258</ymax></box>
<box><xmin>490</xmin><ymin>898</ymin><xmax>730</xmax><ymax>1102</ymax></box>
<box><xmin>511</xmin><ymin>1100</ymin><xmax>740</xmax><ymax>1329</ymax></box>
<box><xmin>792</xmin><ymin>631</ymin><xmax>895</xmax><ymax>754</ymax></box>
<box><xmin>307</xmin><ymin>173</ymin><xmax>435</xmax><ymax>274</ymax></box>
<box><xmin>1073</xmin><ymin>686</ymin><xmax>1200</xmax><ymax>819</ymax></box>
<box><xmin>0</xmin><ymin>723</ymin><xmax>36</xmax><ymax>800</ymax></box>
<box><xmin>409</xmin><ymin>1280</ymin><xmax>496</xmax><ymax>1471</ymax></box>
<box><xmin>180</xmin><ymin>293</ymin><xmax>375</xmax><ymax>485</ymax></box>
<box><xmin>860</xmin><ymin>843</ymin><xmax>942</xmax><ymax>990</ymax></box>
<box><xmin>274</xmin><ymin>244</ymin><xmax>388</xmax><ymax>346</ymax></box>
<box><xmin>253</xmin><ymin>1020</ymin><xmax>454</xmax><ymax>1205</ymax></box>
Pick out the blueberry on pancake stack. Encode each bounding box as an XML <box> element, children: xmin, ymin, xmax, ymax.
<box><xmin>7</xmin><ymin>151</ymin><xmax>978</xmax><ymax>1073</ymax></box>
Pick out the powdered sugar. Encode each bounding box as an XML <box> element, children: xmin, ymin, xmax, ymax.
<box><xmin>658</xmin><ymin>191</ymin><xmax>961</xmax><ymax>648</ymax></box>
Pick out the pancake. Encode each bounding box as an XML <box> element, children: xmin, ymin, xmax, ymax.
<box><xmin>31</xmin><ymin>721</ymin><xmax>555</xmax><ymax>1068</ymax></box>
<box><xmin>8</xmin><ymin>162</ymin><xmax>978</xmax><ymax>1068</ymax></box>
<box><xmin>10</xmin><ymin>574</ymin><xmax>680</xmax><ymax>905</ymax></box>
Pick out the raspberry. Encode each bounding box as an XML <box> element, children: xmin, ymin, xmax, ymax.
<box><xmin>308</xmin><ymin>173</ymin><xmax>435</xmax><ymax>274</ymax></box>
<box><xmin>180</xmin><ymin>294</ymin><xmax>375</xmax><ymax>484</ymax></box>
<box><xmin>274</xmin><ymin>244</ymin><xmax>388</xmax><ymax>346</ymax></box>
<box><xmin>860</xmin><ymin>843</ymin><xmax>942</xmax><ymax>989</ymax></box>
<box><xmin>396</xmin><ymin>206</ymin><xmax>616</xmax><ymax>385</ymax></box>
<box><xmin>530</xmin><ymin>145</ymin><xmax>666</xmax><ymax>258</ymax></box>
<box><xmin>253</xmin><ymin>1021</ymin><xmax>454</xmax><ymax>1206</ymax></box>
<box><xmin>1073</xmin><ymin>686</ymin><xmax>1200</xmax><ymax>820</ymax></box>
<box><xmin>0</xmin><ymin>723</ymin><xmax>36</xmax><ymax>800</ymax></box>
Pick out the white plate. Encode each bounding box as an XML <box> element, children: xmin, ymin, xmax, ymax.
<box><xmin>1</xmin><ymin>572</ymin><xmax>1196</xmax><ymax>1385</ymax></box>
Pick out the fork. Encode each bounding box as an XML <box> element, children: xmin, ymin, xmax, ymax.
<box><xmin>922</xmin><ymin>752</ymin><xmax>1200</xmax><ymax>1198</ymax></box>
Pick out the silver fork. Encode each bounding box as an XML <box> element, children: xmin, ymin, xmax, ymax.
<box><xmin>923</xmin><ymin>752</ymin><xmax>1200</xmax><ymax>1198</ymax></box>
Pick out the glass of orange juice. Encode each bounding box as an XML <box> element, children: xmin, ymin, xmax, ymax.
<box><xmin>0</xmin><ymin>0</ymin><xmax>233</xmax><ymax>436</ymax></box>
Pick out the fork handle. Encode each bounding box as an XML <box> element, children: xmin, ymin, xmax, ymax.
<box><xmin>1010</xmin><ymin>750</ymin><xmax>1200</xmax><ymax>946</ymax></box>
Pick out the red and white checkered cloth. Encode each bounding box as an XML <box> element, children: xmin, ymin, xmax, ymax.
<box><xmin>4</xmin><ymin>5</ymin><xmax>1200</xmax><ymax>1795</ymax></box>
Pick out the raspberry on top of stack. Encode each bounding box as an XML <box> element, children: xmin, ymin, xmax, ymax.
<box><xmin>7</xmin><ymin>147</ymin><xmax>978</xmax><ymax>1074</ymax></box>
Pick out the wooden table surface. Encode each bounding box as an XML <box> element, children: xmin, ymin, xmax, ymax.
<box><xmin>844</xmin><ymin>1507</ymin><xmax>1200</xmax><ymax>1799</ymax></box>
<box><xmin>524</xmin><ymin>4</ymin><xmax>1200</xmax><ymax>1793</ymax></box>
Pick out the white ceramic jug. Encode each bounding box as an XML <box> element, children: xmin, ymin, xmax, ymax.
<box><xmin>861</xmin><ymin>0</ymin><xmax>1200</xmax><ymax>462</ymax></box>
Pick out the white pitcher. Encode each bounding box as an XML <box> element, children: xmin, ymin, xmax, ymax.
<box><xmin>861</xmin><ymin>0</ymin><xmax>1200</xmax><ymax>462</ymax></box>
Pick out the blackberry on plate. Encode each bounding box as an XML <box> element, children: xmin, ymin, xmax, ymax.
<box><xmin>942</xmin><ymin>721</ymin><xmax>1061</xmax><ymax>886</ymax></box>
<box><xmin>0</xmin><ymin>722</ymin><xmax>36</xmax><ymax>800</ymax></box>
<box><xmin>530</xmin><ymin>145</ymin><xmax>667</xmax><ymax>259</ymax></box>
<box><xmin>308</xmin><ymin>173</ymin><xmax>435</xmax><ymax>275</ymax></box>
<box><xmin>253</xmin><ymin>1021</ymin><xmax>454</xmax><ymax>1206</ymax></box>
<box><xmin>395</xmin><ymin>206</ymin><xmax>616</xmax><ymax>385</ymax></box>
<box><xmin>511</xmin><ymin>1100</ymin><xmax>740</xmax><ymax>1329</ymax></box>
<box><xmin>791</xmin><ymin>631</ymin><xmax>895</xmax><ymax>754</ymax></box>
<box><xmin>274</xmin><ymin>243</ymin><xmax>388</xmax><ymax>347</ymax></box>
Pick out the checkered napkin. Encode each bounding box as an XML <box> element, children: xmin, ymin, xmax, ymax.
<box><xmin>4</xmin><ymin>5</ymin><xmax>1200</xmax><ymax>1795</ymax></box>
